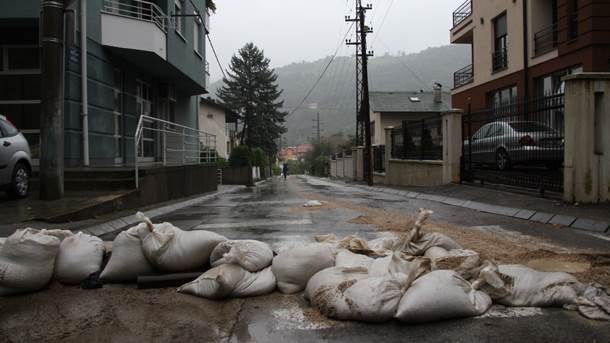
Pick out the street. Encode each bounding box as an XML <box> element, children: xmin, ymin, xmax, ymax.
<box><xmin>1</xmin><ymin>176</ymin><xmax>610</xmax><ymax>343</ymax></box>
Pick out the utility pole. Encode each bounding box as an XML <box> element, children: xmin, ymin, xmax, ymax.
<box><xmin>346</xmin><ymin>1</ymin><xmax>373</xmax><ymax>186</ymax></box>
<box><xmin>40</xmin><ymin>0</ymin><xmax>66</xmax><ymax>200</ymax></box>
<box><xmin>312</xmin><ymin>112</ymin><xmax>322</xmax><ymax>144</ymax></box>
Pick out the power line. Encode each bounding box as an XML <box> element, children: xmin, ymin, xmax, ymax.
<box><xmin>371</xmin><ymin>0</ymin><xmax>395</xmax><ymax>45</ymax></box>
<box><xmin>287</xmin><ymin>21</ymin><xmax>355</xmax><ymax>117</ymax></box>
<box><xmin>376</xmin><ymin>36</ymin><xmax>431</xmax><ymax>91</ymax></box>
<box><xmin>206</xmin><ymin>34</ymin><xmax>227</xmax><ymax>80</ymax></box>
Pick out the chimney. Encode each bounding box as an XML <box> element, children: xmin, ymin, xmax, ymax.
<box><xmin>433</xmin><ymin>83</ymin><xmax>443</xmax><ymax>103</ymax></box>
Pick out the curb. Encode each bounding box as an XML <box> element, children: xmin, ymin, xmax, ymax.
<box><xmin>303</xmin><ymin>176</ymin><xmax>610</xmax><ymax>235</ymax></box>
<box><xmin>82</xmin><ymin>185</ymin><xmax>245</xmax><ymax>237</ymax></box>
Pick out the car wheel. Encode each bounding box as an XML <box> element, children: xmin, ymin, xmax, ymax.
<box><xmin>8</xmin><ymin>163</ymin><xmax>30</xmax><ymax>199</ymax></box>
<box><xmin>495</xmin><ymin>149</ymin><xmax>511</xmax><ymax>171</ymax></box>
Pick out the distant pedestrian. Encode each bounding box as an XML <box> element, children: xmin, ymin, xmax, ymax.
<box><xmin>282</xmin><ymin>163</ymin><xmax>288</xmax><ymax>180</ymax></box>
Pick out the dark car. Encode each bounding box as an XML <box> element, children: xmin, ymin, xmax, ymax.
<box><xmin>464</xmin><ymin>121</ymin><xmax>564</xmax><ymax>171</ymax></box>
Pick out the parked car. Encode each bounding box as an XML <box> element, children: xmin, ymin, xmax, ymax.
<box><xmin>0</xmin><ymin>115</ymin><xmax>32</xmax><ymax>198</ymax></box>
<box><xmin>464</xmin><ymin>121</ymin><xmax>564</xmax><ymax>171</ymax></box>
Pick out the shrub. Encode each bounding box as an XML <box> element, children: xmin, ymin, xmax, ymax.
<box><xmin>273</xmin><ymin>165</ymin><xmax>281</xmax><ymax>176</ymax></box>
<box><xmin>252</xmin><ymin>148</ymin><xmax>267</xmax><ymax>167</ymax></box>
<box><xmin>229</xmin><ymin>146</ymin><xmax>252</xmax><ymax>167</ymax></box>
<box><xmin>216</xmin><ymin>156</ymin><xmax>229</xmax><ymax>168</ymax></box>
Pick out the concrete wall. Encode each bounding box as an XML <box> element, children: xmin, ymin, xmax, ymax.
<box><xmin>138</xmin><ymin>164</ymin><xmax>217</xmax><ymax>206</ymax></box>
<box><xmin>383</xmin><ymin>160</ymin><xmax>444</xmax><ymax>187</ymax></box>
<box><xmin>330</xmin><ymin>156</ymin><xmax>355</xmax><ymax>180</ymax></box>
<box><xmin>199</xmin><ymin>102</ymin><xmax>229</xmax><ymax>158</ymax></box>
<box><xmin>564</xmin><ymin>73</ymin><xmax>610</xmax><ymax>203</ymax></box>
<box><xmin>221</xmin><ymin>166</ymin><xmax>253</xmax><ymax>186</ymax></box>
<box><xmin>330</xmin><ymin>159</ymin><xmax>337</xmax><ymax>178</ymax></box>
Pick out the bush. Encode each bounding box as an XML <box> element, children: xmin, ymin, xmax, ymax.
<box><xmin>229</xmin><ymin>146</ymin><xmax>252</xmax><ymax>167</ymax></box>
<box><xmin>286</xmin><ymin>160</ymin><xmax>305</xmax><ymax>175</ymax></box>
<box><xmin>216</xmin><ymin>156</ymin><xmax>229</xmax><ymax>168</ymax></box>
<box><xmin>273</xmin><ymin>165</ymin><xmax>281</xmax><ymax>176</ymax></box>
<box><xmin>311</xmin><ymin>155</ymin><xmax>330</xmax><ymax>177</ymax></box>
<box><xmin>252</xmin><ymin>148</ymin><xmax>267</xmax><ymax>167</ymax></box>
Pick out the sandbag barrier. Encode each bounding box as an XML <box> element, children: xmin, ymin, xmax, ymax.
<box><xmin>1</xmin><ymin>210</ymin><xmax>609</xmax><ymax>323</ymax></box>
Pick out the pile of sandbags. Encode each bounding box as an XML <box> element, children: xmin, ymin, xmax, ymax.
<box><xmin>271</xmin><ymin>242</ymin><xmax>335</xmax><ymax>294</ymax></box>
<box><xmin>99</xmin><ymin>223</ymin><xmax>154</xmax><ymax>282</ymax></box>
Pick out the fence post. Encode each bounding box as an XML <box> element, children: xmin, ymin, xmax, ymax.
<box><xmin>420</xmin><ymin>119</ymin><xmax>426</xmax><ymax>160</ymax></box>
<box><xmin>402</xmin><ymin>120</ymin><xmax>408</xmax><ymax>160</ymax></box>
<box><xmin>442</xmin><ymin>110</ymin><xmax>463</xmax><ymax>184</ymax></box>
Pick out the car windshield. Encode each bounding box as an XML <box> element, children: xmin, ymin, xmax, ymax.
<box><xmin>509</xmin><ymin>122</ymin><xmax>554</xmax><ymax>133</ymax></box>
<box><xmin>0</xmin><ymin>118</ymin><xmax>19</xmax><ymax>137</ymax></box>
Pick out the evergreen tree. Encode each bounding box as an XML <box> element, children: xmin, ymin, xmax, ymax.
<box><xmin>217</xmin><ymin>43</ymin><xmax>287</xmax><ymax>157</ymax></box>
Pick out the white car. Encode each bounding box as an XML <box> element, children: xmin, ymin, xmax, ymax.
<box><xmin>0</xmin><ymin>115</ymin><xmax>32</xmax><ymax>198</ymax></box>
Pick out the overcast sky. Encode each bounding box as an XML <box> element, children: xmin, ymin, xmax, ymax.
<box><xmin>207</xmin><ymin>0</ymin><xmax>466</xmax><ymax>82</ymax></box>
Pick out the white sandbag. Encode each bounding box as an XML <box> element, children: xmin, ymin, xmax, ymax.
<box><xmin>368</xmin><ymin>253</ymin><xmax>430</xmax><ymax>287</ymax></box>
<box><xmin>428</xmin><ymin>249</ymin><xmax>480</xmax><ymax>271</ymax></box>
<box><xmin>312</xmin><ymin>275</ymin><xmax>403</xmax><ymax>322</ymax></box>
<box><xmin>335</xmin><ymin>249</ymin><xmax>374</xmax><ymax>269</ymax></box>
<box><xmin>0</xmin><ymin>229</ymin><xmax>60</xmax><ymax>296</ymax></box>
<box><xmin>396</xmin><ymin>270</ymin><xmax>492</xmax><ymax>323</ymax></box>
<box><xmin>39</xmin><ymin>229</ymin><xmax>74</xmax><ymax>242</ymax></box>
<box><xmin>497</xmin><ymin>264</ymin><xmax>580</xmax><ymax>307</ymax></box>
<box><xmin>54</xmin><ymin>232</ymin><xmax>105</xmax><ymax>284</ymax></box>
<box><xmin>304</xmin><ymin>266</ymin><xmax>369</xmax><ymax>301</ymax></box>
<box><xmin>271</xmin><ymin>243</ymin><xmax>335</xmax><ymax>294</ymax></box>
<box><xmin>0</xmin><ymin>237</ymin><xmax>6</xmax><ymax>249</ymax></box>
<box><xmin>177</xmin><ymin>264</ymin><xmax>276</xmax><ymax>299</ymax></box>
<box><xmin>139</xmin><ymin>213</ymin><xmax>226</xmax><ymax>273</ymax></box>
<box><xmin>367</xmin><ymin>236</ymin><xmax>398</xmax><ymax>253</ymax></box>
<box><xmin>402</xmin><ymin>232</ymin><xmax>462</xmax><ymax>256</ymax></box>
<box><xmin>210</xmin><ymin>239</ymin><xmax>274</xmax><ymax>272</ymax></box>
<box><xmin>100</xmin><ymin>223</ymin><xmax>156</xmax><ymax>282</ymax></box>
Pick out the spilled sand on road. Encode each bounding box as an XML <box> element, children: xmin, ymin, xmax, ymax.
<box><xmin>295</xmin><ymin>191</ymin><xmax>610</xmax><ymax>287</ymax></box>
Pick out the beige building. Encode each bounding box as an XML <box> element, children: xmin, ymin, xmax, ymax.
<box><xmin>199</xmin><ymin>97</ymin><xmax>238</xmax><ymax>159</ymax></box>
<box><xmin>370</xmin><ymin>87</ymin><xmax>451</xmax><ymax>146</ymax></box>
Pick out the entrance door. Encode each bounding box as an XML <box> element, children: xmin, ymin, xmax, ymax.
<box><xmin>136</xmin><ymin>80</ymin><xmax>155</xmax><ymax>162</ymax></box>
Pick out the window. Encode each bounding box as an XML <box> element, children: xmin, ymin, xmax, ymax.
<box><xmin>488</xmin><ymin>86</ymin><xmax>517</xmax><ymax>108</ymax></box>
<box><xmin>492</xmin><ymin>13</ymin><xmax>508</xmax><ymax>72</ymax></box>
<box><xmin>0</xmin><ymin>119</ymin><xmax>19</xmax><ymax>137</ymax></box>
<box><xmin>569</xmin><ymin>0</ymin><xmax>578</xmax><ymax>40</ymax></box>
<box><xmin>193</xmin><ymin>12</ymin><xmax>203</xmax><ymax>57</ymax></box>
<box><xmin>174</xmin><ymin>0</ymin><xmax>185</xmax><ymax>38</ymax></box>
<box><xmin>113</xmin><ymin>69</ymin><xmax>123</xmax><ymax>161</ymax></box>
<box><xmin>535</xmin><ymin>65</ymin><xmax>582</xmax><ymax>96</ymax></box>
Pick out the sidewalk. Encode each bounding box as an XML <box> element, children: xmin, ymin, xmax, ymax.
<box><xmin>0</xmin><ymin>185</ymin><xmax>244</xmax><ymax>237</ymax></box>
<box><xmin>324</xmin><ymin>177</ymin><xmax>610</xmax><ymax>234</ymax></box>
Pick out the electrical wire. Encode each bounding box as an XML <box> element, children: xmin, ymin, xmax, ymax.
<box><xmin>371</xmin><ymin>0</ymin><xmax>395</xmax><ymax>45</ymax></box>
<box><xmin>375</xmin><ymin>36</ymin><xmax>432</xmax><ymax>91</ymax></box>
<box><xmin>206</xmin><ymin>34</ymin><xmax>227</xmax><ymax>80</ymax></box>
<box><xmin>287</xmin><ymin>21</ymin><xmax>356</xmax><ymax>117</ymax></box>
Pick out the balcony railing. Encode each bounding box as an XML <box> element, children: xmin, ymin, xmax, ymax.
<box><xmin>454</xmin><ymin>64</ymin><xmax>473</xmax><ymax>89</ymax></box>
<box><xmin>492</xmin><ymin>48</ymin><xmax>508</xmax><ymax>72</ymax></box>
<box><xmin>534</xmin><ymin>23</ymin><xmax>558</xmax><ymax>56</ymax></box>
<box><xmin>453</xmin><ymin>0</ymin><xmax>472</xmax><ymax>27</ymax></box>
<box><xmin>102</xmin><ymin>0</ymin><xmax>167</xmax><ymax>32</ymax></box>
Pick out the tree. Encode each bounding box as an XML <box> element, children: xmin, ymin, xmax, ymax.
<box><xmin>217</xmin><ymin>43</ymin><xmax>287</xmax><ymax>158</ymax></box>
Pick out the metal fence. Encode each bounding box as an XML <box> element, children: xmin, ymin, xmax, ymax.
<box><xmin>453</xmin><ymin>0</ymin><xmax>472</xmax><ymax>27</ymax></box>
<box><xmin>102</xmin><ymin>0</ymin><xmax>168</xmax><ymax>32</ymax></box>
<box><xmin>391</xmin><ymin>117</ymin><xmax>443</xmax><ymax>161</ymax></box>
<box><xmin>134</xmin><ymin>115</ymin><xmax>217</xmax><ymax>188</ymax></box>
<box><xmin>373</xmin><ymin>145</ymin><xmax>385</xmax><ymax>173</ymax></box>
<box><xmin>461</xmin><ymin>93</ymin><xmax>565</xmax><ymax>195</ymax></box>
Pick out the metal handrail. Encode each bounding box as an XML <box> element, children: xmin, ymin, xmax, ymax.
<box><xmin>534</xmin><ymin>23</ymin><xmax>558</xmax><ymax>56</ymax></box>
<box><xmin>453</xmin><ymin>0</ymin><xmax>472</xmax><ymax>27</ymax></box>
<box><xmin>454</xmin><ymin>64</ymin><xmax>474</xmax><ymax>89</ymax></box>
<box><xmin>102</xmin><ymin>0</ymin><xmax>168</xmax><ymax>32</ymax></box>
<box><xmin>134</xmin><ymin>115</ymin><xmax>217</xmax><ymax>188</ymax></box>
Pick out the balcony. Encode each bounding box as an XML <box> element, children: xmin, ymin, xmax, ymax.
<box><xmin>101</xmin><ymin>0</ymin><xmax>168</xmax><ymax>60</ymax></box>
<box><xmin>534</xmin><ymin>23</ymin><xmax>558</xmax><ymax>56</ymax></box>
<box><xmin>492</xmin><ymin>49</ymin><xmax>508</xmax><ymax>72</ymax></box>
<box><xmin>450</xmin><ymin>0</ymin><xmax>473</xmax><ymax>44</ymax></box>
<box><xmin>453</xmin><ymin>64</ymin><xmax>473</xmax><ymax>89</ymax></box>
<box><xmin>453</xmin><ymin>0</ymin><xmax>472</xmax><ymax>28</ymax></box>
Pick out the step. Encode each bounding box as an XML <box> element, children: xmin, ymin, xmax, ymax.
<box><xmin>30</xmin><ymin>177</ymin><xmax>136</xmax><ymax>192</ymax></box>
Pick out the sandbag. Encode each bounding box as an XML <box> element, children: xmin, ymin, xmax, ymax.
<box><xmin>271</xmin><ymin>243</ymin><xmax>335</xmax><ymax>294</ymax></box>
<box><xmin>427</xmin><ymin>249</ymin><xmax>480</xmax><ymax>271</ymax></box>
<box><xmin>0</xmin><ymin>229</ymin><xmax>61</xmax><ymax>296</ymax></box>
<box><xmin>39</xmin><ymin>229</ymin><xmax>74</xmax><ymax>242</ymax></box>
<box><xmin>335</xmin><ymin>249</ymin><xmax>374</xmax><ymax>269</ymax></box>
<box><xmin>177</xmin><ymin>264</ymin><xmax>276</xmax><ymax>299</ymax></box>
<box><xmin>210</xmin><ymin>239</ymin><xmax>273</xmax><ymax>272</ymax></box>
<box><xmin>139</xmin><ymin>213</ymin><xmax>226</xmax><ymax>273</ymax></box>
<box><xmin>367</xmin><ymin>236</ymin><xmax>398</xmax><ymax>254</ymax></box>
<box><xmin>311</xmin><ymin>275</ymin><xmax>403</xmax><ymax>322</ymax></box>
<box><xmin>368</xmin><ymin>253</ymin><xmax>430</xmax><ymax>287</ymax></box>
<box><xmin>100</xmin><ymin>223</ymin><xmax>156</xmax><ymax>282</ymax></box>
<box><xmin>0</xmin><ymin>237</ymin><xmax>6</xmax><ymax>249</ymax></box>
<box><xmin>304</xmin><ymin>266</ymin><xmax>369</xmax><ymax>301</ymax></box>
<box><xmin>497</xmin><ymin>264</ymin><xmax>580</xmax><ymax>307</ymax></box>
<box><xmin>396</xmin><ymin>270</ymin><xmax>492</xmax><ymax>323</ymax></box>
<box><xmin>54</xmin><ymin>232</ymin><xmax>105</xmax><ymax>284</ymax></box>
<box><xmin>402</xmin><ymin>232</ymin><xmax>462</xmax><ymax>256</ymax></box>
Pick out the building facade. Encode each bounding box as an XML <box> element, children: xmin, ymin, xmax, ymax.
<box><xmin>0</xmin><ymin>0</ymin><xmax>211</xmax><ymax>167</ymax></box>
<box><xmin>450</xmin><ymin>0</ymin><xmax>610</xmax><ymax>110</ymax></box>
<box><xmin>199</xmin><ymin>97</ymin><xmax>238</xmax><ymax>159</ymax></box>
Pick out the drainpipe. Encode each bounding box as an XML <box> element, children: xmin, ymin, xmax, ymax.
<box><xmin>81</xmin><ymin>0</ymin><xmax>89</xmax><ymax>166</ymax></box>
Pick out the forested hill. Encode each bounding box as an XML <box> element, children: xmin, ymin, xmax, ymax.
<box><xmin>209</xmin><ymin>44</ymin><xmax>470</xmax><ymax>145</ymax></box>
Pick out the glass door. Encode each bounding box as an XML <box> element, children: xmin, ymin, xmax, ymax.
<box><xmin>136</xmin><ymin>79</ymin><xmax>155</xmax><ymax>162</ymax></box>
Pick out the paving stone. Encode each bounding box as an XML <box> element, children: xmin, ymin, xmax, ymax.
<box><xmin>571</xmin><ymin>218</ymin><xmax>610</xmax><ymax>233</ymax></box>
<box><xmin>513</xmin><ymin>209</ymin><xmax>536</xmax><ymax>220</ymax></box>
<box><xmin>548</xmin><ymin>215</ymin><xmax>577</xmax><ymax>227</ymax></box>
<box><xmin>106</xmin><ymin>219</ymin><xmax>128</xmax><ymax>231</ymax></box>
<box><xmin>480</xmin><ymin>204</ymin><xmax>520</xmax><ymax>217</ymax></box>
<box><xmin>404</xmin><ymin>192</ymin><xmax>419</xmax><ymax>198</ymax></box>
<box><xmin>87</xmin><ymin>224</ymin><xmax>110</xmax><ymax>236</ymax></box>
<box><xmin>121</xmin><ymin>214</ymin><xmax>140</xmax><ymax>226</ymax></box>
<box><xmin>530</xmin><ymin>212</ymin><xmax>554</xmax><ymax>224</ymax></box>
<box><xmin>462</xmin><ymin>201</ymin><xmax>486</xmax><ymax>211</ymax></box>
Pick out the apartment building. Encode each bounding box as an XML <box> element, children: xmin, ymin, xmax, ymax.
<box><xmin>0</xmin><ymin>0</ymin><xmax>212</xmax><ymax>167</ymax></box>
<box><xmin>450</xmin><ymin>0</ymin><xmax>610</xmax><ymax>110</ymax></box>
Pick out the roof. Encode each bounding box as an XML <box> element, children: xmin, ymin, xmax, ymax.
<box><xmin>200</xmin><ymin>97</ymin><xmax>239</xmax><ymax>123</ymax></box>
<box><xmin>370</xmin><ymin>91</ymin><xmax>452</xmax><ymax>113</ymax></box>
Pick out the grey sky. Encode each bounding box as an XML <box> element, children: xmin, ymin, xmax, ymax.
<box><xmin>207</xmin><ymin>0</ymin><xmax>466</xmax><ymax>82</ymax></box>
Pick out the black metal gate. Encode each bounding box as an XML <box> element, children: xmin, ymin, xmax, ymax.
<box><xmin>461</xmin><ymin>94</ymin><xmax>565</xmax><ymax>195</ymax></box>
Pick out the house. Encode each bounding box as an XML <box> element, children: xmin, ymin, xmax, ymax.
<box><xmin>450</xmin><ymin>0</ymin><xmax>610</xmax><ymax>110</ymax></box>
<box><xmin>199</xmin><ymin>97</ymin><xmax>239</xmax><ymax>159</ymax></box>
<box><xmin>295</xmin><ymin>143</ymin><xmax>313</xmax><ymax>160</ymax></box>
<box><xmin>369</xmin><ymin>86</ymin><xmax>452</xmax><ymax>146</ymax></box>
<box><xmin>279</xmin><ymin>147</ymin><xmax>297</xmax><ymax>162</ymax></box>
<box><xmin>0</xmin><ymin>0</ymin><xmax>212</xmax><ymax>167</ymax></box>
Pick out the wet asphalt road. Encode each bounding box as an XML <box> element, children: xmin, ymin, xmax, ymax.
<box><xmin>97</xmin><ymin>175</ymin><xmax>610</xmax><ymax>343</ymax></box>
